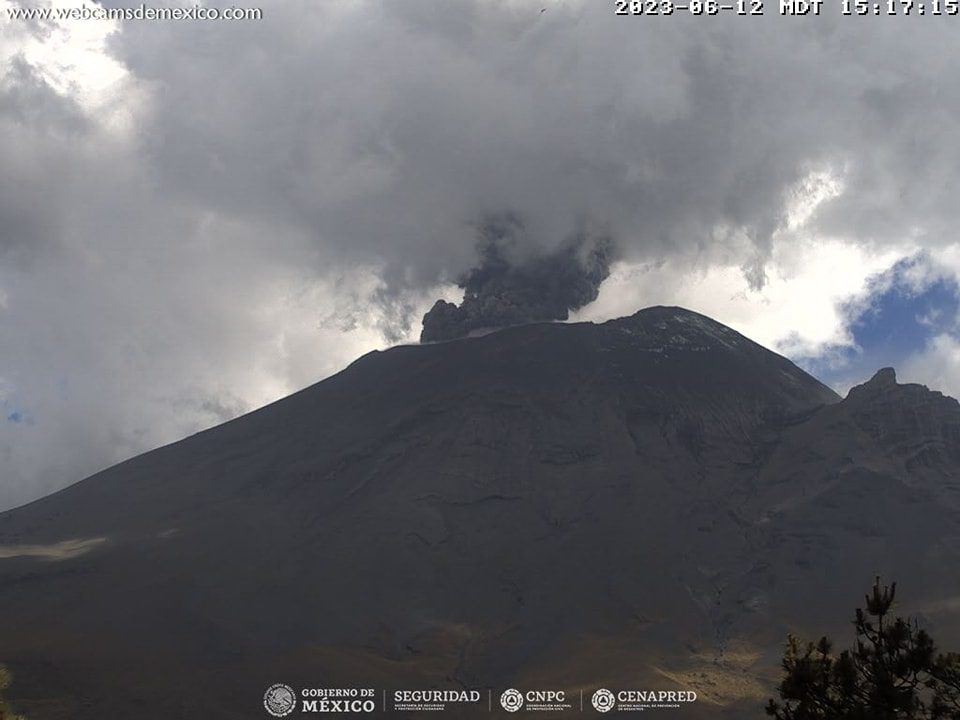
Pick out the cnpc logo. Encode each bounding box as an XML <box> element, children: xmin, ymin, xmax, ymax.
<box><xmin>500</xmin><ymin>688</ymin><xmax>567</xmax><ymax>712</ymax></box>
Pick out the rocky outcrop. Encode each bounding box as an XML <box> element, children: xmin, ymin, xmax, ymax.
<box><xmin>846</xmin><ymin>367</ymin><xmax>960</xmax><ymax>470</ymax></box>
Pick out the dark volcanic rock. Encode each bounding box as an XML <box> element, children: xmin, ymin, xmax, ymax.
<box><xmin>0</xmin><ymin>307</ymin><xmax>957</xmax><ymax>720</ymax></box>
<box><xmin>845</xmin><ymin>367</ymin><xmax>960</xmax><ymax>469</ymax></box>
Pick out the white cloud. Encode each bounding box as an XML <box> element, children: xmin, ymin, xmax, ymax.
<box><xmin>0</xmin><ymin>0</ymin><xmax>128</xmax><ymax>109</ymax></box>
<box><xmin>900</xmin><ymin>334</ymin><xmax>960</xmax><ymax>400</ymax></box>
<box><xmin>573</xmin><ymin>239</ymin><xmax>909</xmax><ymax>363</ymax></box>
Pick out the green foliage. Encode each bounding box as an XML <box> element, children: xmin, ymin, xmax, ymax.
<box><xmin>767</xmin><ymin>578</ymin><xmax>960</xmax><ymax>720</ymax></box>
<box><xmin>0</xmin><ymin>665</ymin><xmax>26</xmax><ymax>720</ymax></box>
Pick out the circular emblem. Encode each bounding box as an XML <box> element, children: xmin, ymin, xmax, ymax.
<box><xmin>501</xmin><ymin>688</ymin><xmax>524</xmax><ymax>712</ymax></box>
<box><xmin>263</xmin><ymin>683</ymin><xmax>297</xmax><ymax>717</ymax></box>
<box><xmin>592</xmin><ymin>688</ymin><xmax>616</xmax><ymax>713</ymax></box>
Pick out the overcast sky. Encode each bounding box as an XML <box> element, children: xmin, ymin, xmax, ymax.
<box><xmin>1</xmin><ymin>0</ymin><xmax>960</xmax><ymax>510</ymax></box>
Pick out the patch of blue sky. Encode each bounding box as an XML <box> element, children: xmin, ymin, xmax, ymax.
<box><xmin>2</xmin><ymin>394</ymin><xmax>32</xmax><ymax>426</ymax></box>
<box><xmin>794</xmin><ymin>253</ymin><xmax>960</xmax><ymax>393</ymax></box>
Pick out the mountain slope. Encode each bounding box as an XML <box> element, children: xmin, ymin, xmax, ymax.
<box><xmin>0</xmin><ymin>307</ymin><xmax>957</xmax><ymax>719</ymax></box>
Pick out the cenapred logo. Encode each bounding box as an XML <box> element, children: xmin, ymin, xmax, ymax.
<box><xmin>591</xmin><ymin>688</ymin><xmax>616</xmax><ymax>713</ymax></box>
<box><xmin>591</xmin><ymin>687</ymin><xmax>698</xmax><ymax>713</ymax></box>
<box><xmin>500</xmin><ymin>688</ymin><xmax>524</xmax><ymax>712</ymax></box>
<box><xmin>264</xmin><ymin>683</ymin><xmax>297</xmax><ymax>717</ymax></box>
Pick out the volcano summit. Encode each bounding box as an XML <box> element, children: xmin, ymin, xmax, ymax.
<box><xmin>0</xmin><ymin>307</ymin><xmax>958</xmax><ymax>719</ymax></box>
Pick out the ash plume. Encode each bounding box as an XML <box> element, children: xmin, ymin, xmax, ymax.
<box><xmin>420</xmin><ymin>217</ymin><xmax>613</xmax><ymax>343</ymax></box>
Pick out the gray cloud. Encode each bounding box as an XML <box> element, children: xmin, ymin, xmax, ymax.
<box><xmin>2</xmin><ymin>1</ymin><xmax>960</xmax><ymax>508</ymax></box>
<box><xmin>104</xmin><ymin>4</ymin><xmax>960</xmax><ymax>285</ymax></box>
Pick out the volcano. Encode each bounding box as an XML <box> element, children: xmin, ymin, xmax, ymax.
<box><xmin>1</xmin><ymin>307</ymin><xmax>959</xmax><ymax>719</ymax></box>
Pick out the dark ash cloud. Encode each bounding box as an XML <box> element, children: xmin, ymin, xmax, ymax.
<box><xmin>421</xmin><ymin>216</ymin><xmax>612</xmax><ymax>342</ymax></box>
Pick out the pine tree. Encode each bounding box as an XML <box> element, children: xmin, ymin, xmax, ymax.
<box><xmin>767</xmin><ymin>578</ymin><xmax>960</xmax><ymax>720</ymax></box>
